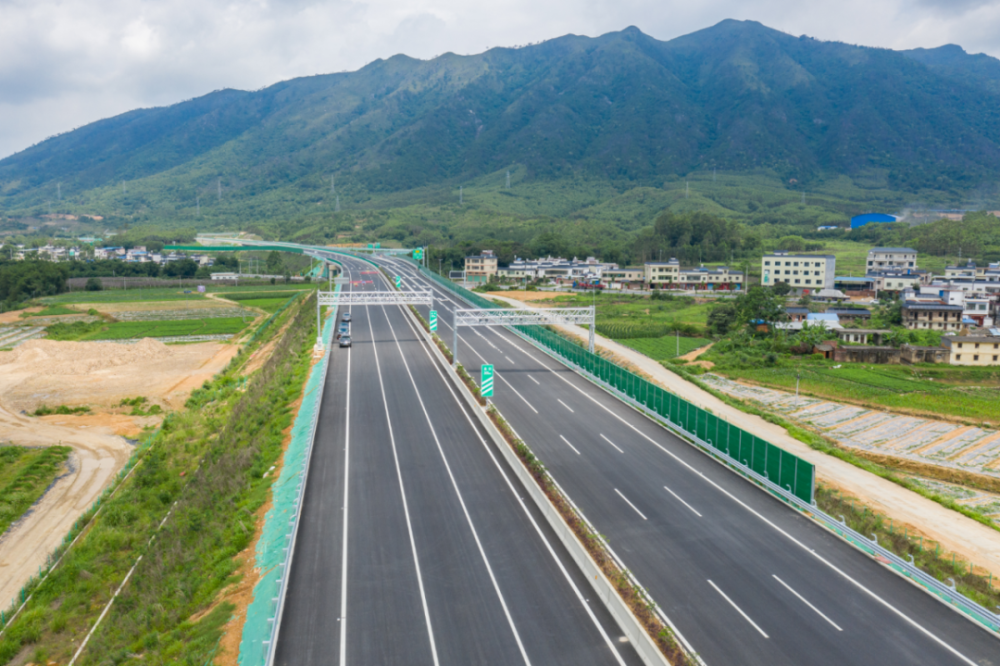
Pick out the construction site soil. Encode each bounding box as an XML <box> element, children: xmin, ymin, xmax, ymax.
<box><xmin>0</xmin><ymin>337</ymin><xmax>239</xmax><ymax>609</ymax></box>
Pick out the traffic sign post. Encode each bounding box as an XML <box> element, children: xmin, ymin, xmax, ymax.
<box><xmin>395</xmin><ymin>276</ymin><xmax>402</xmax><ymax>289</ymax></box>
<box><xmin>481</xmin><ymin>364</ymin><xmax>494</xmax><ymax>398</ymax></box>
<box><xmin>429</xmin><ymin>310</ymin><xmax>438</xmax><ymax>332</ymax></box>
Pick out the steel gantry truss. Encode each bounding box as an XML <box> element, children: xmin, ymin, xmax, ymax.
<box><xmin>453</xmin><ymin>306</ymin><xmax>595</xmax><ymax>366</ymax></box>
<box><xmin>317</xmin><ymin>290</ymin><xmax>433</xmax><ymax>306</ymax></box>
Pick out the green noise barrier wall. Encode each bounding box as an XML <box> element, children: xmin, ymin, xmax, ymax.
<box><xmin>418</xmin><ymin>267</ymin><xmax>815</xmax><ymax>505</ymax></box>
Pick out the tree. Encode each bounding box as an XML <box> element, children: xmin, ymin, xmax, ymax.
<box><xmin>734</xmin><ymin>285</ymin><xmax>786</xmax><ymax>329</ymax></box>
<box><xmin>772</xmin><ymin>281</ymin><xmax>793</xmax><ymax>296</ymax></box>
<box><xmin>85</xmin><ymin>277</ymin><xmax>103</xmax><ymax>291</ymax></box>
<box><xmin>707</xmin><ymin>301</ymin><xmax>737</xmax><ymax>336</ymax></box>
<box><xmin>265</xmin><ymin>250</ymin><xmax>285</xmax><ymax>275</ymax></box>
<box><xmin>163</xmin><ymin>258</ymin><xmax>198</xmax><ymax>279</ymax></box>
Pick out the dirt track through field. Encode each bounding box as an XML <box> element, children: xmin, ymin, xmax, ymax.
<box><xmin>0</xmin><ymin>338</ymin><xmax>238</xmax><ymax>609</ymax></box>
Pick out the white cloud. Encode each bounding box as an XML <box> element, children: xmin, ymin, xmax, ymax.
<box><xmin>2</xmin><ymin>0</ymin><xmax>1000</xmax><ymax>159</ymax></box>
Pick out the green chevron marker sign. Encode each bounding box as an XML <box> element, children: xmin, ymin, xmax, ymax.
<box><xmin>395</xmin><ymin>276</ymin><xmax>401</xmax><ymax>289</ymax></box>
<box><xmin>481</xmin><ymin>364</ymin><xmax>494</xmax><ymax>398</ymax></box>
<box><xmin>429</xmin><ymin>310</ymin><xmax>438</xmax><ymax>332</ymax></box>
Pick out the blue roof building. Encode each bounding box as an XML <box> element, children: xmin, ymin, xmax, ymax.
<box><xmin>851</xmin><ymin>213</ymin><xmax>898</xmax><ymax>229</ymax></box>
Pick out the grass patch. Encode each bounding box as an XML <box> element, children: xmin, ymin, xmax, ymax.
<box><xmin>32</xmin><ymin>405</ymin><xmax>91</xmax><ymax>416</ymax></box>
<box><xmin>76</xmin><ymin>317</ymin><xmax>250</xmax><ymax>341</ymax></box>
<box><xmin>23</xmin><ymin>305</ymin><xmax>79</xmax><ymax>317</ymax></box>
<box><xmin>0</xmin><ymin>445</ymin><xmax>72</xmax><ymax>537</ymax></box>
<box><xmin>620</xmin><ymin>335</ymin><xmax>708</xmax><ymax>361</ymax></box>
<box><xmin>41</xmin><ymin>289</ymin><xmax>208</xmax><ymax>305</ymax></box>
<box><xmin>233</xmin><ymin>297</ymin><xmax>294</xmax><ymax>313</ymax></box>
<box><xmin>707</xmin><ymin>357</ymin><xmax>1000</xmax><ymax>425</ymax></box>
<box><xmin>532</xmin><ymin>291</ymin><xmax>713</xmax><ymax>336</ymax></box>
<box><xmin>0</xmin><ymin>294</ymin><xmax>317</xmax><ymax>664</ymax></box>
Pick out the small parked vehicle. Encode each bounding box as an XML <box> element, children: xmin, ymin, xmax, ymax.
<box><xmin>342</xmin><ymin>312</ymin><xmax>352</xmax><ymax>322</ymax></box>
<box><xmin>339</xmin><ymin>335</ymin><xmax>352</xmax><ymax>348</ymax></box>
<box><xmin>336</xmin><ymin>322</ymin><xmax>349</xmax><ymax>340</ymax></box>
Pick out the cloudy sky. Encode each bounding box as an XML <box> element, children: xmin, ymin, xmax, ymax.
<box><xmin>1</xmin><ymin>0</ymin><xmax>998</xmax><ymax>160</ymax></box>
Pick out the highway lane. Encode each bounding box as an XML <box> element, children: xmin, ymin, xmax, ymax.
<box><xmin>277</xmin><ymin>255</ymin><xmax>641</xmax><ymax>666</ymax></box>
<box><xmin>379</xmin><ymin>255</ymin><xmax>1000</xmax><ymax>665</ymax></box>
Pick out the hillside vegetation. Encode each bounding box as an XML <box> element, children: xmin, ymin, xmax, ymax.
<box><xmin>3</xmin><ymin>21</ymin><xmax>1000</xmax><ymax>239</ymax></box>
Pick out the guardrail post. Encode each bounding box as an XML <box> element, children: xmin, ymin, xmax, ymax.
<box><xmin>453</xmin><ymin>311</ymin><xmax>458</xmax><ymax>368</ymax></box>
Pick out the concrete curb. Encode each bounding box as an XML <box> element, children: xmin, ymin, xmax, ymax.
<box><xmin>400</xmin><ymin>305</ymin><xmax>682</xmax><ymax>666</ymax></box>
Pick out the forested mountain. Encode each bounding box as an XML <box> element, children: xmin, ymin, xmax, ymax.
<box><xmin>4</xmin><ymin>19</ymin><xmax>1000</xmax><ymax>219</ymax></box>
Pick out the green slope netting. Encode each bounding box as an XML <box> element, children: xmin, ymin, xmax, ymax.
<box><xmin>238</xmin><ymin>287</ymin><xmax>338</xmax><ymax>666</ymax></box>
<box><xmin>418</xmin><ymin>267</ymin><xmax>815</xmax><ymax>504</ymax></box>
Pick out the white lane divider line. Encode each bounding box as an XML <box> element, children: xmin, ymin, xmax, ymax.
<box><xmin>505</xmin><ymin>355</ymin><xmax>515</xmax><ymax>364</ymax></box>
<box><xmin>557</xmin><ymin>398</ymin><xmax>574</xmax><ymax>413</ymax></box>
<box><xmin>528</xmin><ymin>375</ymin><xmax>541</xmax><ymax>385</ymax></box>
<box><xmin>367</xmin><ymin>307</ymin><xmax>441</xmax><ymax>666</ymax></box>
<box><xmin>708</xmin><ymin>580</ymin><xmax>769</xmax><ymax>638</ymax></box>
<box><xmin>337</xmin><ymin>336</ymin><xmax>353</xmax><ymax>666</ymax></box>
<box><xmin>454</xmin><ymin>332</ymin><xmax>538</xmax><ymax>415</ymax></box>
<box><xmin>614</xmin><ymin>488</ymin><xmax>648</xmax><ymax>520</ymax></box>
<box><xmin>599</xmin><ymin>433</ymin><xmax>624</xmax><ymax>453</ymax></box>
<box><xmin>663</xmin><ymin>485</ymin><xmax>702</xmax><ymax>517</ymax></box>
<box><xmin>559</xmin><ymin>435</ymin><xmax>582</xmax><ymax>455</ymax></box>
<box><xmin>772</xmin><ymin>575</ymin><xmax>843</xmax><ymax>632</ymax></box>
<box><xmin>396</xmin><ymin>303</ymin><xmax>629</xmax><ymax>666</ymax></box>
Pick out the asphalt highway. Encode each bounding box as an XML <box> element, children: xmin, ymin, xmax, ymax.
<box><xmin>378</xmin><ymin>255</ymin><xmax>1000</xmax><ymax>666</ymax></box>
<box><xmin>275</xmin><ymin>256</ymin><xmax>642</xmax><ymax>666</ymax></box>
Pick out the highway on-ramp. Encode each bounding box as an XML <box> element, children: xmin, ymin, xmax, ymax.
<box><xmin>378</xmin><ymin>254</ymin><xmax>1000</xmax><ymax>666</ymax></box>
<box><xmin>274</xmin><ymin>255</ymin><xmax>642</xmax><ymax>666</ymax></box>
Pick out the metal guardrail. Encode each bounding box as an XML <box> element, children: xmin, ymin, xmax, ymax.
<box><xmin>409</xmin><ymin>260</ymin><xmax>1000</xmax><ymax>637</ymax></box>
<box><xmin>262</xmin><ymin>293</ymin><xmax>336</xmax><ymax>665</ymax></box>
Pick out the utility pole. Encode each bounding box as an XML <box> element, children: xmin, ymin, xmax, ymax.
<box><xmin>796</xmin><ymin>370</ymin><xmax>801</xmax><ymax>400</ymax></box>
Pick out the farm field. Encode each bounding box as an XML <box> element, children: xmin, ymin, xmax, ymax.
<box><xmin>43</xmin><ymin>288</ymin><xmax>207</xmax><ymax>304</ymax></box>
<box><xmin>518</xmin><ymin>292</ymin><xmax>714</xmax><ymax>335</ymax></box>
<box><xmin>78</xmin><ymin>317</ymin><xmax>251</xmax><ymax>341</ymax></box>
<box><xmin>0</xmin><ymin>445</ymin><xmax>73</xmax><ymax>537</ymax></box>
<box><xmin>238</xmin><ymin>297</ymin><xmax>295</xmax><ymax>313</ymax></box>
<box><xmin>711</xmin><ymin>362</ymin><xmax>1000</xmax><ymax>425</ymax></box>
<box><xmin>620</xmin><ymin>335</ymin><xmax>709</xmax><ymax>361</ymax></box>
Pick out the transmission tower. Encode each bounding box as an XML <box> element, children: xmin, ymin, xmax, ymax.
<box><xmin>506</xmin><ymin>171</ymin><xmax>511</xmax><ymax>189</ymax></box>
<box><xmin>801</xmin><ymin>192</ymin><xmax>805</xmax><ymax>205</ymax></box>
<box><xmin>196</xmin><ymin>196</ymin><xmax>200</xmax><ymax>217</ymax></box>
<box><xmin>122</xmin><ymin>181</ymin><xmax>127</xmax><ymax>194</ymax></box>
<box><xmin>57</xmin><ymin>182</ymin><xmax>61</xmax><ymax>200</ymax></box>
<box><xmin>713</xmin><ymin>168</ymin><xmax>716</xmax><ymax>182</ymax></box>
<box><xmin>331</xmin><ymin>175</ymin><xmax>335</xmax><ymax>194</ymax></box>
<box><xmin>685</xmin><ymin>181</ymin><xmax>689</xmax><ymax>198</ymax></box>
<box><xmin>460</xmin><ymin>186</ymin><xmax>463</xmax><ymax>205</ymax></box>
<box><xmin>217</xmin><ymin>179</ymin><xmax>222</xmax><ymax>201</ymax></box>
<box><xmin>335</xmin><ymin>195</ymin><xmax>340</xmax><ymax>213</ymax></box>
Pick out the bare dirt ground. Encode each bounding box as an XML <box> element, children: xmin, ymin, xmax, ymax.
<box><xmin>0</xmin><ymin>338</ymin><xmax>239</xmax><ymax>609</ymax></box>
<box><xmin>0</xmin><ymin>307</ymin><xmax>41</xmax><ymax>324</ymax></box>
<box><xmin>484</xmin><ymin>293</ymin><xmax>1000</xmax><ymax>581</ymax></box>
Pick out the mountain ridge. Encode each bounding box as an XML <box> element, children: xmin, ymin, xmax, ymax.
<box><xmin>3</xmin><ymin>20</ymin><xmax>1000</xmax><ymax>219</ymax></box>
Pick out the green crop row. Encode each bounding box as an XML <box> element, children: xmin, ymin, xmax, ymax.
<box><xmin>0</xmin><ymin>446</ymin><xmax>73</xmax><ymax>539</ymax></box>
<box><xmin>77</xmin><ymin>317</ymin><xmax>249</xmax><ymax>341</ymax></box>
<box><xmin>0</xmin><ymin>295</ymin><xmax>317</xmax><ymax>664</ymax></box>
<box><xmin>620</xmin><ymin>336</ymin><xmax>709</xmax><ymax>361</ymax></box>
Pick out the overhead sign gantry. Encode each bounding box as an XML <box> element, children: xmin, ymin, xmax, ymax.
<box><xmin>452</xmin><ymin>306</ymin><xmax>596</xmax><ymax>367</ymax></box>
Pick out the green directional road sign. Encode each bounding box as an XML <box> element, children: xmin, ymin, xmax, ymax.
<box><xmin>429</xmin><ymin>310</ymin><xmax>438</xmax><ymax>332</ymax></box>
<box><xmin>481</xmin><ymin>364</ymin><xmax>494</xmax><ymax>398</ymax></box>
<box><xmin>395</xmin><ymin>276</ymin><xmax>402</xmax><ymax>289</ymax></box>
<box><xmin>413</xmin><ymin>247</ymin><xmax>423</xmax><ymax>261</ymax></box>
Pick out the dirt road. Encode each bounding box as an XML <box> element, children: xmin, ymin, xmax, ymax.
<box><xmin>0</xmin><ymin>338</ymin><xmax>238</xmax><ymax>609</ymax></box>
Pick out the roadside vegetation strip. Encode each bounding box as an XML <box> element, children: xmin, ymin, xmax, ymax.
<box><xmin>619</xmin><ymin>336</ymin><xmax>708</xmax><ymax>361</ymax></box>
<box><xmin>0</xmin><ymin>446</ymin><xmax>73</xmax><ymax>539</ymax></box>
<box><xmin>0</xmin><ymin>295</ymin><xmax>317</xmax><ymax>665</ymax></box>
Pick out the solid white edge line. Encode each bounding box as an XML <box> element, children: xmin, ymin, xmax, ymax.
<box><xmin>393</xmin><ymin>300</ymin><xmax>628</xmax><ymax>666</ymax></box>
<box><xmin>559</xmin><ymin>434</ymin><xmax>582</xmax><ymax>455</ymax></box>
<box><xmin>337</xmin><ymin>292</ymin><xmax>353</xmax><ymax>666</ymax></box>
<box><xmin>599</xmin><ymin>433</ymin><xmax>624</xmax><ymax>453</ymax></box>
<box><xmin>529</xmin><ymin>375</ymin><xmax>541</xmax><ymax>385</ymax></box>
<box><xmin>663</xmin><ymin>485</ymin><xmax>702</xmax><ymax>518</ymax></box>
<box><xmin>614</xmin><ymin>488</ymin><xmax>648</xmax><ymax>520</ymax></box>
<box><xmin>557</xmin><ymin>398</ymin><xmax>575</xmax><ymax>413</ymax></box>
<box><xmin>366</xmin><ymin>302</ymin><xmax>441</xmax><ymax>666</ymax></box>
<box><xmin>707</xmin><ymin>579</ymin><xmax>769</xmax><ymax>639</ymax></box>
<box><xmin>772</xmin><ymin>575</ymin><xmax>843</xmax><ymax>632</ymax></box>
<box><xmin>379</xmin><ymin>306</ymin><xmax>532</xmax><ymax>666</ymax></box>
<box><xmin>487</xmin><ymin>322</ymin><xmax>980</xmax><ymax>666</ymax></box>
